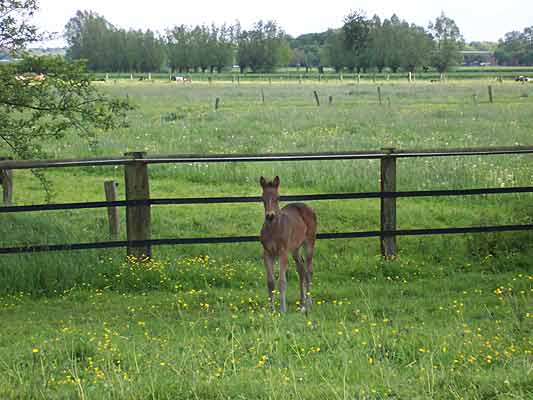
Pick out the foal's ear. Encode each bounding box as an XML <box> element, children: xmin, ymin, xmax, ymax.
<box><xmin>259</xmin><ymin>176</ymin><xmax>267</xmax><ymax>188</ymax></box>
<box><xmin>273</xmin><ymin>176</ymin><xmax>280</xmax><ymax>188</ymax></box>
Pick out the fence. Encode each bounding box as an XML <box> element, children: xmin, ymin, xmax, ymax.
<box><xmin>1</xmin><ymin>146</ymin><xmax>533</xmax><ymax>258</ymax></box>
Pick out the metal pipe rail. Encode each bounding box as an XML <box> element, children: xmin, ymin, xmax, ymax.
<box><xmin>1</xmin><ymin>224</ymin><xmax>532</xmax><ymax>255</ymax></box>
<box><xmin>1</xmin><ymin>145</ymin><xmax>532</xmax><ymax>170</ymax></box>
<box><xmin>1</xmin><ymin>186</ymin><xmax>533</xmax><ymax>213</ymax></box>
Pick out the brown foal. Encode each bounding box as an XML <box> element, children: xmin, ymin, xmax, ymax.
<box><xmin>259</xmin><ymin>176</ymin><xmax>317</xmax><ymax>313</ymax></box>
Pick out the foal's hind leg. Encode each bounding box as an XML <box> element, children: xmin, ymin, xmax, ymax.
<box><xmin>292</xmin><ymin>249</ymin><xmax>306</xmax><ymax>312</ymax></box>
<box><xmin>303</xmin><ymin>239</ymin><xmax>315</xmax><ymax>310</ymax></box>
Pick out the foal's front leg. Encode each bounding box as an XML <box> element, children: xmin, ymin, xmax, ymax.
<box><xmin>278</xmin><ymin>251</ymin><xmax>289</xmax><ymax>313</ymax></box>
<box><xmin>263</xmin><ymin>251</ymin><xmax>275</xmax><ymax>310</ymax></box>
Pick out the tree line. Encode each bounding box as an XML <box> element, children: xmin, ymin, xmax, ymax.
<box><xmin>65</xmin><ymin>11</ymin><xmax>290</xmax><ymax>74</ymax></box>
<box><xmin>495</xmin><ymin>26</ymin><xmax>533</xmax><ymax>66</ymax></box>
<box><xmin>64</xmin><ymin>9</ymin><xmax>533</xmax><ymax>75</ymax></box>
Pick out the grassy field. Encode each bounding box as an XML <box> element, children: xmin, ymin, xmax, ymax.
<box><xmin>0</xmin><ymin>80</ymin><xmax>532</xmax><ymax>399</ymax></box>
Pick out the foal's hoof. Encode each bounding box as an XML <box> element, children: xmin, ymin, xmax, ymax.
<box><xmin>305</xmin><ymin>296</ymin><xmax>313</xmax><ymax>310</ymax></box>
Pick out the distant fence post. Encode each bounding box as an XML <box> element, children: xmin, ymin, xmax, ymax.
<box><xmin>104</xmin><ymin>180</ymin><xmax>120</xmax><ymax>238</ymax></box>
<box><xmin>0</xmin><ymin>157</ymin><xmax>13</xmax><ymax>206</ymax></box>
<box><xmin>124</xmin><ymin>152</ymin><xmax>151</xmax><ymax>260</ymax></box>
<box><xmin>380</xmin><ymin>148</ymin><xmax>397</xmax><ymax>259</ymax></box>
<box><xmin>377</xmin><ymin>86</ymin><xmax>382</xmax><ymax>105</ymax></box>
<box><xmin>488</xmin><ymin>85</ymin><xmax>493</xmax><ymax>103</ymax></box>
<box><xmin>313</xmin><ymin>90</ymin><xmax>320</xmax><ymax>106</ymax></box>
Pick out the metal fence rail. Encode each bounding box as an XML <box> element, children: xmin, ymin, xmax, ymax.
<box><xmin>1</xmin><ymin>187</ymin><xmax>532</xmax><ymax>214</ymax></box>
<box><xmin>1</xmin><ymin>145</ymin><xmax>533</xmax><ymax>170</ymax></box>
<box><xmin>1</xmin><ymin>224</ymin><xmax>532</xmax><ymax>255</ymax></box>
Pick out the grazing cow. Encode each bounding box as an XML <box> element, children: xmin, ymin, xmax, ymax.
<box><xmin>174</xmin><ymin>76</ymin><xmax>192</xmax><ymax>83</ymax></box>
<box><xmin>15</xmin><ymin>73</ymin><xmax>45</xmax><ymax>82</ymax></box>
<box><xmin>515</xmin><ymin>76</ymin><xmax>530</xmax><ymax>82</ymax></box>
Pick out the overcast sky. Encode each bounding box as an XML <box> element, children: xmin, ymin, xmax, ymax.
<box><xmin>33</xmin><ymin>0</ymin><xmax>532</xmax><ymax>47</ymax></box>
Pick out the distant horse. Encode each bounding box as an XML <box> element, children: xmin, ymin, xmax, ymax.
<box><xmin>259</xmin><ymin>176</ymin><xmax>317</xmax><ymax>313</ymax></box>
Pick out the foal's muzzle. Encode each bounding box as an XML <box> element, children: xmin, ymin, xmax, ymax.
<box><xmin>265</xmin><ymin>212</ymin><xmax>275</xmax><ymax>224</ymax></box>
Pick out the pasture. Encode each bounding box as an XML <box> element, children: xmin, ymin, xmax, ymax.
<box><xmin>0</xmin><ymin>80</ymin><xmax>532</xmax><ymax>399</ymax></box>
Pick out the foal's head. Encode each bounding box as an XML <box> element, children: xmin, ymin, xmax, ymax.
<box><xmin>260</xmin><ymin>176</ymin><xmax>280</xmax><ymax>224</ymax></box>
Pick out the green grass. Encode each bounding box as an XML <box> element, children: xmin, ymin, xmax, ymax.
<box><xmin>0</xmin><ymin>80</ymin><xmax>532</xmax><ymax>399</ymax></box>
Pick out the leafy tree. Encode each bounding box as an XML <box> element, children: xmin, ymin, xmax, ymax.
<box><xmin>0</xmin><ymin>0</ymin><xmax>132</xmax><ymax>198</ymax></box>
<box><xmin>401</xmin><ymin>24</ymin><xmax>433</xmax><ymax>73</ymax></box>
<box><xmin>290</xmin><ymin>30</ymin><xmax>334</xmax><ymax>71</ymax></box>
<box><xmin>210</xmin><ymin>24</ymin><xmax>234</xmax><ymax>73</ymax></box>
<box><xmin>166</xmin><ymin>25</ymin><xmax>190</xmax><ymax>73</ymax></box>
<box><xmin>166</xmin><ymin>23</ymin><xmax>233</xmax><ymax>73</ymax></box>
<box><xmin>322</xmin><ymin>30</ymin><xmax>346</xmax><ymax>73</ymax></box>
<box><xmin>429</xmin><ymin>12</ymin><xmax>464</xmax><ymax>73</ymax></box>
<box><xmin>382</xmin><ymin>15</ymin><xmax>405</xmax><ymax>73</ymax></box>
<box><xmin>236</xmin><ymin>20</ymin><xmax>290</xmax><ymax>72</ymax></box>
<box><xmin>65</xmin><ymin>11</ymin><xmax>164</xmax><ymax>73</ymax></box>
<box><xmin>342</xmin><ymin>9</ymin><xmax>371</xmax><ymax>72</ymax></box>
<box><xmin>495</xmin><ymin>27</ymin><xmax>533</xmax><ymax>66</ymax></box>
<box><xmin>368</xmin><ymin>15</ymin><xmax>387</xmax><ymax>72</ymax></box>
<box><xmin>65</xmin><ymin>10</ymin><xmax>115</xmax><ymax>71</ymax></box>
<box><xmin>0</xmin><ymin>0</ymin><xmax>40</xmax><ymax>51</ymax></box>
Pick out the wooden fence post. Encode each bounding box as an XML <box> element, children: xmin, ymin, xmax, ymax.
<box><xmin>380</xmin><ymin>148</ymin><xmax>397</xmax><ymax>259</ymax></box>
<box><xmin>124</xmin><ymin>152</ymin><xmax>151</xmax><ymax>260</ymax></box>
<box><xmin>0</xmin><ymin>157</ymin><xmax>12</xmax><ymax>206</ymax></box>
<box><xmin>377</xmin><ymin>86</ymin><xmax>382</xmax><ymax>105</ymax></box>
<box><xmin>488</xmin><ymin>85</ymin><xmax>493</xmax><ymax>103</ymax></box>
<box><xmin>215</xmin><ymin>97</ymin><xmax>220</xmax><ymax>110</ymax></box>
<box><xmin>313</xmin><ymin>90</ymin><xmax>320</xmax><ymax>106</ymax></box>
<box><xmin>104</xmin><ymin>180</ymin><xmax>120</xmax><ymax>238</ymax></box>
